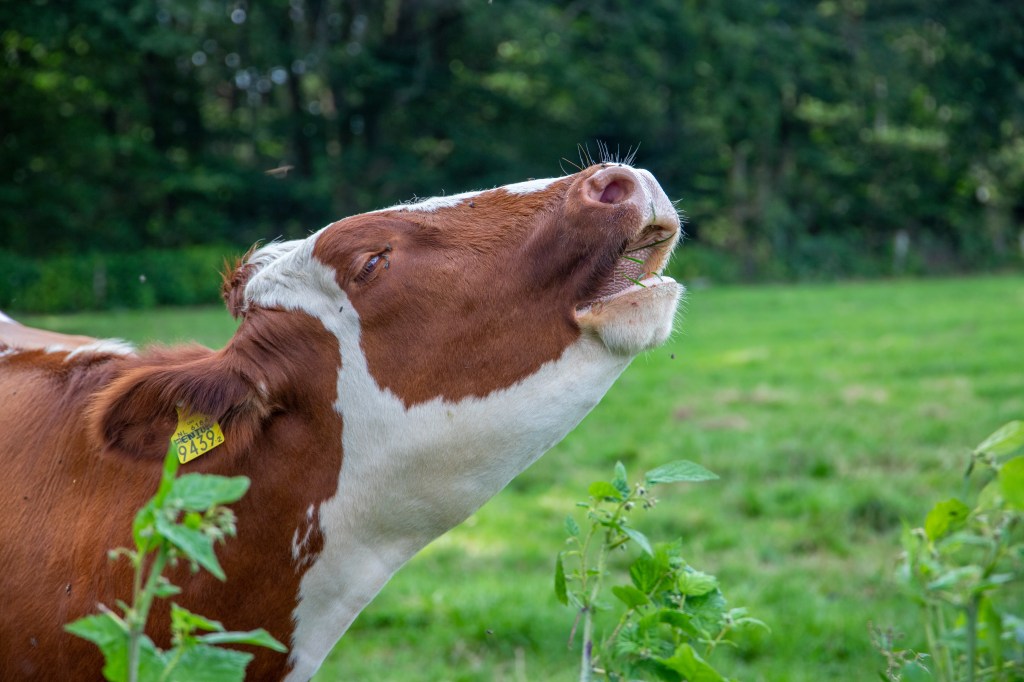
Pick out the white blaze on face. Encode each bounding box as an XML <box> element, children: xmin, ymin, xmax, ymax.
<box><xmin>375</xmin><ymin>175</ymin><xmax>562</xmax><ymax>213</ymax></box>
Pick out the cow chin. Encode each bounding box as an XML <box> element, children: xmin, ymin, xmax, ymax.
<box><xmin>576</xmin><ymin>278</ymin><xmax>683</xmax><ymax>356</ymax></box>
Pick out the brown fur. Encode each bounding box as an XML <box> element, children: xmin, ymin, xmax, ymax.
<box><xmin>0</xmin><ymin>310</ymin><xmax>342</xmax><ymax>680</ymax></box>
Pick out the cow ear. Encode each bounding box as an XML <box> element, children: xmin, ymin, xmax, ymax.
<box><xmin>222</xmin><ymin>248</ymin><xmax>259</xmax><ymax>319</ymax></box>
<box><xmin>221</xmin><ymin>240</ymin><xmax>308</xmax><ymax>319</ymax></box>
<box><xmin>90</xmin><ymin>347</ymin><xmax>261</xmax><ymax>460</ymax></box>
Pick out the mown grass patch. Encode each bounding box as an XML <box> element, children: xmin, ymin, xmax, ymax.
<box><xmin>27</xmin><ymin>275</ymin><xmax>1024</xmax><ymax>680</ymax></box>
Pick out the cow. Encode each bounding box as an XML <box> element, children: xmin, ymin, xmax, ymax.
<box><xmin>0</xmin><ymin>162</ymin><xmax>683</xmax><ymax>681</ymax></box>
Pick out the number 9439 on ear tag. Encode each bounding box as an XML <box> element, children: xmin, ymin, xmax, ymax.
<box><xmin>171</xmin><ymin>406</ymin><xmax>225</xmax><ymax>464</ymax></box>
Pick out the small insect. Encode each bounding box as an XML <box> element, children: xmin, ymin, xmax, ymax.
<box><xmin>264</xmin><ymin>165</ymin><xmax>294</xmax><ymax>178</ymax></box>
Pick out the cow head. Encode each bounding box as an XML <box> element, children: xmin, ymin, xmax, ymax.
<box><xmin>238</xmin><ymin>164</ymin><xmax>681</xmax><ymax>401</ymax></box>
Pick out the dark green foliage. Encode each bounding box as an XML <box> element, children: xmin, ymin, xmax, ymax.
<box><xmin>0</xmin><ymin>247</ymin><xmax>230</xmax><ymax>312</ymax></box>
<box><xmin>1</xmin><ymin>1</ymin><xmax>1022</xmax><ymax>282</ymax></box>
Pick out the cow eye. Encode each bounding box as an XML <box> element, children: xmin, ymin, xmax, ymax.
<box><xmin>356</xmin><ymin>249</ymin><xmax>390</xmax><ymax>283</ymax></box>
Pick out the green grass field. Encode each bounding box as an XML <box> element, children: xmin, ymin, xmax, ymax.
<box><xmin>23</xmin><ymin>275</ymin><xmax>1024</xmax><ymax>681</ymax></box>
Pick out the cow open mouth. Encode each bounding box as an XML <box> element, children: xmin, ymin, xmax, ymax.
<box><xmin>576</xmin><ymin>224</ymin><xmax>678</xmax><ymax>314</ymax></box>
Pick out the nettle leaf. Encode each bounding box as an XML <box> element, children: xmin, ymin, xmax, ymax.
<box><xmin>630</xmin><ymin>553</ymin><xmax>665</xmax><ymax>593</ymax></box>
<box><xmin>554</xmin><ymin>554</ymin><xmax>569</xmax><ymax>606</ymax></box>
<box><xmin>65</xmin><ymin>613</ymin><xmax>127</xmax><ymax>650</ymax></box>
<box><xmin>976</xmin><ymin>421</ymin><xmax>1024</xmax><ymax>457</ymax></box>
<box><xmin>132</xmin><ymin>502</ymin><xmax>158</xmax><ymax>551</ymax></box>
<box><xmin>727</xmin><ymin>607</ymin><xmax>770</xmax><ymax>633</ymax></box>
<box><xmin>565</xmin><ymin>515</ymin><xmax>580</xmax><ymax>538</ymax></box>
<box><xmin>657</xmin><ymin>643</ymin><xmax>726</xmax><ymax>682</ymax></box>
<box><xmin>170</xmin><ymin>474</ymin><xmax>250</xmax><ymax>512</ymax></box>
<box><xmin>612</xmin><ymin>584</ymin><xmax>650</xmax><ymax>609</ymax></box>
<box><xmin>67</xmin><ymin>614</ymin><xmax>165</xmax><ymax>682</ymax></box>
<box><xmin>135</xmin><ymin>641</ymin><xmax>170</xmax><ymax>682</ymax></box>
<box><xmin>165</xmin><ymin>643</ymin><xmax>253</xmax><ymax>682</ymax></box>
<box><xmin>678</xmin><ymin>569</ymin><xmax>719</xmax><ymax>597</ymax></box>
<box><xmin>154</xmin><ymin>515</ymin><xmax>225</xmax><ymax>580</ymax></box>
<box><xmin>999</xmin><ymin>457</ymin><xmax>1024</xmax><ymax>510</ymax></box>
<box><xmin>659</xmin><ymin>610</ymin><xmax>702</xmax><ymax>639</ymax></box>
<box><xmin>612</xmin><ymin>622</ymin><xmax>646</xmax><ymax>658</ymax></box>
<box><xmin>153</xmin><ymin>576</ymin><xmax>182</xmax><ymax>599</ymax></box>
<box><xmin>155</xmin><ymin>444</ymin><xmax>182</xmax><ymax>506</ymax></box>
<box><xmin>924</xmin><ymin>498</ymin><xmax>969</xmax><ymax>542</ymax></box>
<box><xmin>622</xmin><ymin>526</ymin><xmax>654</xmax><ymax>556</ymax></box>
<box><xmin>684</xmin><ymin>590</ymin><xmax>727</xmax><ymax>635</ymax></box>
<box><xmin>613</xmin><ymin>462</ymin><xmax>631</xmax><ymax>498</ymax></box>
<box><xmin>926</xmin><ymin>565</ymin><xmax>982</xmax><ymax>592</ymax></box>
<box><xmin>645</xmin><ymin>460</ymin><xmax>719</xmax><ymax>486</ymax></box>
<box><xmin>977</xmin><ymin>479</ymin><xmax>1002</xmax><ymax>511</ymax></box>
<box><xmin>172</xmin><ymin>603</ymin><xmax>225</xmax><ymax>635</ymax></box>
<box><xmin>588</xmin><ymin>481</ymin><xmax>623</xmax><ymax>501</ymax></box>
<box><xmin>199</xmin><ymin>629</ymin><xmax>287</xmax><ymax>653</ymax></box>
<box><xmin>899</xmin><ymin>660</ymin><xmax>934</xmax><ymax>682</ymax></box>
<box><xmin>978</xmin><ymin>595</ymin><xmax>1004</xmax><ymax>653</ymax></box>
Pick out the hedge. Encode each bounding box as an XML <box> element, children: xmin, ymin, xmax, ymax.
<box><xmin>0</xmin><ymin>246</ymin><xmax>241</xmax><ymax>313</ymax></box>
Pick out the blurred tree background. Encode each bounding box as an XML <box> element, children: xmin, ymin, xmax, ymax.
<box><xmin>1</xmin><ymin>0</ymin><xmax>1023</xmax><ymax>310</ymax></box>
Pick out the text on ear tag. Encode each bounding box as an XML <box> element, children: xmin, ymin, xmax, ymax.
<box><xmin>171</xmin><ymin>406</ymin><xmax>225</xmax><ymax>464</ymax></box>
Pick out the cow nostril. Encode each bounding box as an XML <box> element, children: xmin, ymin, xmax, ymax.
<box><xmin>584</xmin><ymin>169</ymin><xmax>637</xmax><ymax>207</ymax></box>
<box><xmin>598</xmin><ymin>180</ymin><xmax>628</xmax><ymax>205</ymax></box>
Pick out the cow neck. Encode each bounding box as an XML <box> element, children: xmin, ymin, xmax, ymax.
<box><xmin>279</xmin><ymin>261</ymin><xmax>634</xmax><ymax>680</ymax></box>
<box><xmin>165</xmin><ymin>309</ymin><xmax>345</xmax><ymax>681</ymax></box>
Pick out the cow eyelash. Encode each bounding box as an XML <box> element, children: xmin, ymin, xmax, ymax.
<box><xmin>356</xmin><ymin>247</ymin><xmax>391</xmax><ymax>283</ymax></box>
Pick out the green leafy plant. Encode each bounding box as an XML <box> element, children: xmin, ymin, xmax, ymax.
<box><xmin>66</xmin><ymin>444</ymin><xmax>286</xmax><ymax>682</ymax></box>
<box><xmin>883</xmin><ymin>420</ymin><xmax>1024</xmax><ymax>682</ymax></box>
<box><xmin>555</xmin><ymin>460</ymin><xmax>767</xmax><ymax>681</ymax></box>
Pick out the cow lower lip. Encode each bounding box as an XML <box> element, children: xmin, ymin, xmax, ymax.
<box><xmin>574</xmin><ymin>275</ymin><xmax>676</xmax><ymax>315</ymax></box>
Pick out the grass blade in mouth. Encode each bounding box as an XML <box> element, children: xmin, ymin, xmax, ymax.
<box><xmin>621</xmin><ymin>256</ymin><xmax>645</xmax><ymax>265</ymax></box>
<box><xmin>623</xmin><ymin>274</ymin><xmax>647</xmax><ymax>288</ymax></box>
<box><xmin>622</xmin><ymin>235</ymin><xmax>671</xmax><ymax>253</ymax></box>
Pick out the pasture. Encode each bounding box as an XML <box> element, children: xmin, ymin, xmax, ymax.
<box><xmin>23</xmin><ymin>274</ymin><xmax>1024</xmax><ymax>681</ymax></box>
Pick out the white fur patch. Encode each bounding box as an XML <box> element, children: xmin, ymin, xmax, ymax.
<box><xmin>373</xmin><ymin>176</ymin><xmax>563</xmax><ymax>214</ymax></box>
<box><xmin>376</xmin><ymin>189</ymin><xmax>484</xmax><ymax>213</ymax></box>
<box><xmin>63</xmin><ymin>339</ymin><xmax>136</xmax><ymax>360</ymax></box>
<box><xmin>247</xmin><ymin>239</ymin><xmax>308</xmax><ymax>271</ymax></box>
<box><xmin>502</xmin><ymin>177</ymin><xmax>560</xmax><ymax>194</ymax></box>
<box><xmin>0</xmin><ymin>311</ymin><xmax>15</xmax><ymax>323</ymax></box>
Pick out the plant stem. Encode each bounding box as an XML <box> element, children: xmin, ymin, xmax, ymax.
<box><xmin>576</xmin><ymin>520</ymin><xmax>599</xmax><ymax>681</ymax></box>
<box><xmin>603</xmin><ymin>609</ymin><xmax>635</xmax><ymax>653</ymax></box>
<box><xmin>127</xmin><ymin>548</ymin><xmax>169</xmax><ymax>682</ymax></box>
<box><xmin>579</xmin><ymin>609</ymin><xmax>594</xmax><ymax>682</ymax></box>
<box><xmin>966</xmin><ymin>596</ymin><xmax>978</xmax><ymax>682</ymax></box>
<box><xmin>581</xmin><ymin>539</ymin><xmax>609</xmax><ymax>682</ymax></box>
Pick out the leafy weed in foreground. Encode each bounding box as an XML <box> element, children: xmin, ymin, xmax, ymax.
<box><xmin>556</xmin><ymin>460</ymin><xmax>767</xmax><ymax>681</ymax></box>
<box><xmin>878</xmin><ymin>420</ymin><xmax>1024</xmax><ymax>682</ymax></box>
<box><xmin>66</xmin><ymin>443</ymin><xmax>286</xmax><ymax>682</ymax></box>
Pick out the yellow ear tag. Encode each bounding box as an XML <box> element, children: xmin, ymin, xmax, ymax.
<box><xmin>171</xmin><ymin>406</ymin><xmax>226</xmax><ymax>464</ymax></box>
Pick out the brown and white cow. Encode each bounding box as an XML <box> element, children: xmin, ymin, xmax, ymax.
<box><xmin>0</xmin><ymin>163</ymin><xmax>682</xmax><ymax>681</ymax></box>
